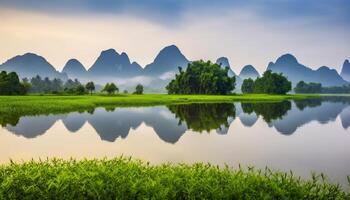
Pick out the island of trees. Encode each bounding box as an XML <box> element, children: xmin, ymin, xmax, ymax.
<box><xmin>241</xmin><ymin>70</ymin><xmax>291</xmax><ymax>95</ymax></box>
<box><xmin>166</xmin><ymin>60</ymin><xmax>236</xmax><ymax>94</ymax></box>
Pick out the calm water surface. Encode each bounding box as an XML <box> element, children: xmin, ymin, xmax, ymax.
<box><xmin>0</xmin><ymin>97</ymin><xmax>349</xmax><ymax>187</ymax></box>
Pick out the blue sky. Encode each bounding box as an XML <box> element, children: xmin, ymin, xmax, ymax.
<box><xmin>0</xmin><ymin>0</ymin><xmax>349</xmax><ymax>73</ymax></box>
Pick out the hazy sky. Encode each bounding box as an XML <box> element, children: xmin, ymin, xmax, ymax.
<box><xmin>0</xmin><ymin>0</ymin><xmax>349</xmax><ymax>74</ymax></box>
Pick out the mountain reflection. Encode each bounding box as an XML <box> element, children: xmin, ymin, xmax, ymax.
<box><xmin>1</xmin><ymin>97</ymin><xmax>349</xmax><ymax>143</ymax></box>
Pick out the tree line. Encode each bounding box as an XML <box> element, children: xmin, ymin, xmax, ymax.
<box><xmin>294</xmin><ymin>81</ymin><xmax>350</xmax><ymax>94</ymax></box>
<box><xmin>0</xmin><ymin>71</ymin><xmax>144</xmax><ymax>95</ymax></box>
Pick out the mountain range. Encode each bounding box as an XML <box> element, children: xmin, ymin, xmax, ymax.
<box><xmin>0</xmin><ymin>45</ymin><xmax>348</xmax><ymax>92</ymax></box>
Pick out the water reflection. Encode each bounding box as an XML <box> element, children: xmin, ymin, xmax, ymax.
<box><xmin>1</xmin><ymin>97</ymin><xmax>349</xmax><ymax>143</ymax></box>
<box><xmin>167</xmin><ymin>103</ymin><xmax>235</xmax><ymax>134</ymax></box>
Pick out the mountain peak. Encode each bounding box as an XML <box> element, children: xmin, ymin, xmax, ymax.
<box><xmin>239</xmin><ymin>65</ymin><xmax>260</xmax><ymax>79</ymax></box>
<box><xmin>155</xmin><ymin>45</ymin><xmax>183</xmax><ymax>60</ymax></box>
<box><xmin>0</xmin><ymin>52</ymin><xmax>65</xmax><ymax>79</ymax></box>
<box><xmin>62</xmin><ymin>59</ymin><xmax>86</xmax><ymax>79</ymax></box>
<box><xmin>100</xmin><ymin>48</ymin><xmax>119</xmax><ymax>57</ymax></box>
<box><xmin>340</xmin><ymin>59</ymin><xmax>350</xmax><ymax>82</ymax></box>
<box><xmin>65</xmin><ymin>58</ymin><xmax>82</xmax><ymax>65</ymax></box>
<box><xmin>275</xmin><ymin>54</ymin><xmax>298</xmax><ymax>65</ymax></box>
<box><xmin>144</xmin><ymin>45</ymin><xmax>189</xmax><ymax>75</ymax></box>
<box><xmin>216</xmin><ymin>57</ymin><xmax>230</xmax><ymax>67</ymax></box>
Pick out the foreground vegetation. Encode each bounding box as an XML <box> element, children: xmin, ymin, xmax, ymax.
<box><xmin>0</xmin><ymin>158</ymin><xmax>348</xmax><ymax>199</ymax></box>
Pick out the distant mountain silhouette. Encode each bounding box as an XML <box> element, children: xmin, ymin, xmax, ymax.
<box><xmin>1</xmin><ymin>48</ymin><xmax>349</xmax><ymax>91</ymax></box>
<box><xmin>340</xmin><ymin>59</ymin><xmax>350</xmax><ymax>82</ymax></box>
<box><xmin>62</xmin><ymin>59</ymin><xmax>87</xmax><ymax>80</ymax></box>
<box><xmin>239</xmin><ymin>65</ymin><xmax>260</xmax><ymax>80</ymax></box>
<box><xmin>267</xmin><ymin>54</ymin><xmax>348</xmax><ymax>86</ymax></box>
<box><xmin>215</xmin><ymin>57</ymin><xmax>235</xmax><ymax>77</ymax></box>
<box><xmin>0</xmin><ymin>53</ymin><xmax>66</xmax><ymax>80</ymax></box>
<box><xmin>88</xmin><ymin>49</ymin><xmax>142</xmax><ymax>80</ymax></box>
<box><xmin>144</xmin><ymin>45</ymin><xmax>189</xmax><ymax>78</ymax></box>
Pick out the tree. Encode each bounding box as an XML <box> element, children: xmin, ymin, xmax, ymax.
<box><xmin>134</xmin><ymin>84</ymin><xmax>143</xmax><ymax>94</ymax></box>
<box><xmin>166</xmin><ymin>60</ymin><xmax>236</xmax><ymax>95</ymax></box>
<box><xmin>103</xmin><ymin>83</ymin><xmax>118</xmax><ymax>95</ymax></box>
<box><xmin>241</xmin><ymin>78</ymin><xmax>255</xmax><ymax>94</ymax></box>
<box><xmin>123</xmin><ymin>90</ymin><xmax>128</xmax><ymax>94</ymax></box>
<box><xmin>85</xmin><ymin>81</ymin><xmax>95</xmax><ymax>95</ymax></box>
<box><xmin>0</xmin><ymin>71</ymin><xmax>30</xmax><ymax>95</ymax></box>
<box><xmin>75</xmin><ymin>85</ymin><xmax>86</xmax><ymax>95</ymax></box>
<box><xmin>253</xmin><ymin>70</ymin><xmax>291</xmax><ymax>94</ymax></box>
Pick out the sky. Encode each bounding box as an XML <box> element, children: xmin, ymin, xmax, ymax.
<box><xmin>0</xmin><ymin>0</ymin><xmax>349</xmax><ymax>74</ymax></box>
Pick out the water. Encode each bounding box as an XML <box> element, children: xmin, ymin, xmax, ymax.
<box><xmin>0</xmin><ymin>97</ymin><xmax>349</xmax><ymax>187</ymax></box>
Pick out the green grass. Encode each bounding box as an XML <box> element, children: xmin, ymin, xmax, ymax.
<box><xmin>0</xmin><ymin>157</ymin><xmax>348</xmax><ymax>199</ymax></box>
<box><xmin>0</xmin><ymin>94</ymin><xmax>317</xmax><ymax>117</ymax></box>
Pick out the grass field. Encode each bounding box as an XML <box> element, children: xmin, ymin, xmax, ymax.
<box><xmin>0</xmin><ymin>157</ymin><xmax>348</xmax><ymax>199</ymax></box>
<box><xmin>0</xmin><ymin>94</ymin><xmax>317</xmax><ymax>117</ymax></box>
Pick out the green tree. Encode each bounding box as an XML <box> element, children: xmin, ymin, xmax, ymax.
<box><xmin>0</xmin><ymin>71</ymin><xmax>29</xmax><ymax>95</ymax></box>
<box><xmin>75</xmin><ymin>85</ymin><xmax>86</xmax><ymax>95</ymax></box>
<box><xmin>134</xmin><ymin>84</ymin><xmax>143</xmax><ymax>94</ymax></box>
<box><xmin>85</xmin><ymin>81</ymin><xmax>95</xmax><ymax>95</ymax></box>
<box><xmin>166</xmin><ymin>60</ymin><xmax>235</xmax><ymax>95</ymax></box>
<box><xmin>254</xmin><ymin>70</ymin><xmax>291</xmax><ymax>94</ymax></box>
<box><xmin>241</xmin><ymin>78</ymin><xmax>255</xmax><ymax>94</ymax></box>
<box><xmin>103</xmin><ymin>83</ymin><xmax>118</xmax><ymax>95</ymax></box>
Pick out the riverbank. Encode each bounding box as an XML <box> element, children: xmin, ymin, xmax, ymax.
<box><xmin>0</xmin><ymin>94</ymin><xmax>317</xmax><ymax>117</ymax></box>
<box><xmin>0</xmin><ymin>157</ymin><xmax>347</xmax><ymax>199</ymax></box>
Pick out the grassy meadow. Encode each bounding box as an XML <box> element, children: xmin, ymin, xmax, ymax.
<box><xmin>0</xmin><ymin>157</ymin><xmax>348</xmax><ymax>199</ymax></box>
<box><xmin>0</xmin><ymin>94</ymin><xmax>317</xmax><ymax>117</ymax></box>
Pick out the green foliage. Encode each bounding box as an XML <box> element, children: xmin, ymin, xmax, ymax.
<box><xmin>254</xmin><ymin>70</ymin><xmax>291</xmax><ymax>94</ymax></box>
<box><xmin>241</xmin><ymin>78</ymin><xmax>255</xmax><ymax>94</ymax></box>
<box><xmin>167</xmin><ymin>103</ymin><xmax>235</xmax><ymax>132</ymax></box>
<box><xmin>123</xmin><ymin>90</ymin><xmax>128</xmax><ymax>94</ymax></box>
<box><xmin>0</xmin><ymin>158</ymin><xmax>347</xmax><ymax>199</ymax></box>
<box><xmin>0</xmin><ymin>71</ymin><xmax>29</xmax><ymax>95</ymax></box>
<box><xmin>85</xmin><ymin>81</ymin><xmax>95</xmax><ymax>95</ymax></box>
<box><xmin>102</xmin><ymin>83</ymin><xmax>119</xmax><ymax>95</ymax></box>
<box><xmin>166</xmin><ymin>60</ymin><xmax>236</xmax><ymax>95</ymax></box>
<box><xmin>134</xmin><ymin>84</ymin><xmax>144</xmax><ymax>94</ymax></box>
<box><xmin>294</xmin><ymin>81</ymin><xmax>322</xmax><ymax>94</ymax></box>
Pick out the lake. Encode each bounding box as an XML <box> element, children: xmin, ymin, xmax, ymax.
<box><xmin>0</xmin><ymin>96</ymin><xmax>349</xmax><ymax>187</ymax></box>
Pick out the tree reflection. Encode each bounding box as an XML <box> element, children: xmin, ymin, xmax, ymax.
<box><xmin>241</xmin><ymin>101</ymin><xmax>291</xmax><ymax>123</ymax></box>
<box><xmin>167</xmin><ymin>103</ymin><xmax>236</xmax><ymax>133</ymax></box>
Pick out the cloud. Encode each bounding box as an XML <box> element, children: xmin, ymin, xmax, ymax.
<box><xmin>0</xmin><ymin>0</ymin><xmax>349</xmax><ymax>27</ymax></box>
<box><xmin>0</xmin><ymin>1</ymin><xmax>349</xmax><ymax>74</ymax></box>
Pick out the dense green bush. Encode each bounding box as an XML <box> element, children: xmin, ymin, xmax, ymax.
<box><xmin>254</xmin><ymin>70</ymin><xmax>291</xmax><ymax>94</ymax></box>
<box><xmin>166</xmin><ymin>60</ymin><xmax>235</xmax><ymax>95</ymax></box>
<box><xmin>0</xmin><ymin>158</ymin><xmax>348</xmax><ymax>199</ymax></box>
